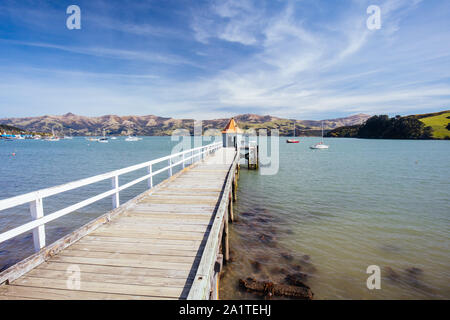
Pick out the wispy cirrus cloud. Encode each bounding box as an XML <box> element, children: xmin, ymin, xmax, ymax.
<box><xmin>0</xmin><ymin>38</ymin><xmax>194</xmax><ymax>66</ymax></box>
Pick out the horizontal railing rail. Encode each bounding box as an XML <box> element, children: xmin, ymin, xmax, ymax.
<box><xmin>0</xmin><ymin>141</ymin><xmax>223</xmax><ymax>252</ymax></box>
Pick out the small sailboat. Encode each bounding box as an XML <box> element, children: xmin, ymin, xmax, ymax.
<box><xmin>286</xmin><ymin>121</ymin><xmax>300</xmax><ymax>143</ymax></box>
<box><xmin>310</xmin><ymin>121</ymin><xmax>329</xmax><ymax>149</ymax></box>
<box><xmin>64</xmin><ymin>129</ymin><xmax>73</xmax><ymax>140</ymax></box>
<box><xmin>98</xmin><ymin>129</ymin><xmax>109</xmax><ymax>143</ymax></box>
<box><xmin>46</xmin><ymin>128</ymin><xmax>60</xmax><ymax>141</ymax></box>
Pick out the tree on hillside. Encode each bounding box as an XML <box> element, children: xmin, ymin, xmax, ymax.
<box><xmin>358</xmin><ymin>115</ymin><xmax>391</xmax><ymax>138</ymax></box>
<box><xmin>358</xmin><ymin>115</ymin><xmax>432</xmax><ymax>139</ymax></box>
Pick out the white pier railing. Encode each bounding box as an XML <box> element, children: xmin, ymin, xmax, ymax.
<box><xmin>0</xmin><ymin>142</ymin><xmax>222</xmax><ymax>252</ymax></box>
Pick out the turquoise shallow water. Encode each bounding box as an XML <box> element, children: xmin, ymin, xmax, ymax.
<box><xmin>0</xmin><ymin>137</ymin><xmax>449</xmax><ymax>299</ymax></box>
<box><xmin>220</xmin><ymin>137</ymin><xmax>450</xmax><ymax>300</ymax></box>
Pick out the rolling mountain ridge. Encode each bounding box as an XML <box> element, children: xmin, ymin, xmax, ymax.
<box><xmin>0</xmin><ymin>113</ymin><xmax>371</xmax><ymax>136</ymax></box>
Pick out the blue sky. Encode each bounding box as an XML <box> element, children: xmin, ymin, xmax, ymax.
<box><xmin>0</xmin><ymin>0</ymin><xmax>449</xmax><ymax>119</ymax></box>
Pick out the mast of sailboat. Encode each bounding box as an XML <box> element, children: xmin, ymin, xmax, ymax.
<box><xmin>321</xmin><ymin>121</ymin><xmax>324</xmax><ymax>143</ymax></box>
<box><xmin>293</xmin><ymin>120</ymin><xmax>296</xmax><ymax>137</ymax></box>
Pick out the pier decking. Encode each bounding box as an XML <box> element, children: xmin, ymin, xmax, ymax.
<box><xmin>0</xmin><ymin>146</ymin><xmax>239</xmax><ymax>300</ymax></box>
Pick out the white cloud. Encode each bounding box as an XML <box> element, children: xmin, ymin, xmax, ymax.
<box><xmin>0</xmin><ymin>39</ymin><xmax>193</xmax><ymax>66</ymax></box>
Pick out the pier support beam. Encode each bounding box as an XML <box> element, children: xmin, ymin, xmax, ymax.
<box><xmin>232</xmin><ymin>178</ymin><xmax>237</xmax><ymax>202</ymax></box>
<box><xmin>247</xmin><ymin>144</ymin><xmax>258</xmax><ymax>170</ymax></box>
<box><xmin>222</xmin><ymin>211</ymin><xmax>230</xmax><ymax>263</ymax></box>
<box><xmin>210</xmin><ymin>254</ymin><xmax>223</xmax><ymax>300</ymax></box>
<box><xmin>228</xmin><ymin>192</ymin><xmax>234</xmax><ymax>222</ymax></box>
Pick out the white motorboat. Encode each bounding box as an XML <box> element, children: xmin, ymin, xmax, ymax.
<box><xmin>125</xmin><ymin>136</ymin><xmax>142</xmax><ymax>142</ymax></box>
<box><xmin>98</xmin><ymin>130</ymin><xmax>109</xmax><ymax>143</ymax></box>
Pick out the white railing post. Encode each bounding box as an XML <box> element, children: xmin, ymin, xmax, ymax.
<box><xmin>168</xmin><ymin>158</ymin><xmax>173</xmax><ymax>177</ymax></box>
<box><xmin>29</xmin><ymin>197</ymin><xmax>45</xmax><ymax>252</ymax></box>
<box><xmin>147</xmin><ymin>164</ymin><xmax>153</xmax><ymax>189</ymax></box>
<box><xmin>182</xmin><ymin>153</ymin><xmax>185</xmax><ymax>169</ymax></box>
<box><xmin>112</xmin><ymin>175</ymin><xmax>120</xmax><ymax>208</ymax></box>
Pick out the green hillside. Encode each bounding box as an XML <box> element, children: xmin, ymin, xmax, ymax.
<box><xmin>0</xmin><ymin>124</ymin><xmax>25</xmax><ymax>133</ymax></box>
<box><xmin>417</xmin><ymin>111</ymin><xmax>450</xmax><ymax>139</ymax></box>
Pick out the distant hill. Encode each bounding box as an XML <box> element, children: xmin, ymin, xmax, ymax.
<box><xmin>326</xmin><ymin>110</ymin><xmax>449</xmax><ymax>140</ymax></box>
<box><xmin>0</xmin><ymin>124</ymin><xmax>24</xmax><ymax>133</ymax></box>
<box><xmin>0</xmin><ymin>113</ymin><xmax>370</xmax><ymax>136</ymax></box>
<box><xmin>415</xmin><ymin>110</ymin><xmax>450</xmax><ymax>139</ymax></box>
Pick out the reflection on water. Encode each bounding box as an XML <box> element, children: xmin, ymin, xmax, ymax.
<box><xmin>220</xmin><ymin>138</ymin><xmax>450</xmax><ymax>300</ymax></box>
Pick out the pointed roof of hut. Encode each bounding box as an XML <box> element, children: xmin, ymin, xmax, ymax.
<box><xmin>222</xmin><ymin>117</ymin><xmax>243</xmax><ymax>134</ymax></box>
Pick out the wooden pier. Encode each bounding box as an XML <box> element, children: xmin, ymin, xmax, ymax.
<box><xmin>0</xmin><ymin>144</ymin><xmax>240</xmax><ymax>300</ymax></box>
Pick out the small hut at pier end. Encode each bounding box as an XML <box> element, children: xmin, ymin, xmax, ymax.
<box><xmin>222</xmin><ymin>117</ymin><xmax>243</xmax><ymax>148</ymax></box>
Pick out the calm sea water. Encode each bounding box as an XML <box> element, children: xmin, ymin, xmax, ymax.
<box><xmin>0</xmin><ymin>137</ymin><xmax>449</xmax><ymax>299</ymax></box>
<box><xmin>220</xmin><ymin>137</ymin><xmax>450</xmax><ymax>300</ymax></box>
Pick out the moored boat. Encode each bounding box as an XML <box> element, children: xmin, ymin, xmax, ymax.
<box><xmin>125</xmin><ymin>136</ymin><xmax>142</xmax><ymax>142</ymax></box>
<box><xmin>310</xmin><ymin>121</ymin><xmax>329</xmax><ymax>149</ymax></box>
<box><xmin>287</xmin><ymin>122</ymin><xmax>299</xmax><ymax>143</ymax></box>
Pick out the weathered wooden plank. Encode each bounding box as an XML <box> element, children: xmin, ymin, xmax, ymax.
<box><xmin>26</xmin><ymin>268</ymin><xmax>192</xmax><ymax>288</ymax></box>
<box><xmin>58</xmin><ymin>250</ymin><xmax>199</xmax><ymax>264</ymax></box>
<box><xmin>100</xmin><ymin>223</ymin><xmax>210</xmax><ymax>233</ymax></box>
<box><xmin>36</xmin><ymin>261</ymin><xmax>192</xmax><ymax>279</ymax></box>
<box><xmin>67</xmin><ymin>242</ymin><xmax>202</xmax><ymax>257</ymax></box>
<box><xmin>118</xmin><ymin>215</ymin><xmax>212</xmax><ymax>225</ymax></box>
<box><xmin>125</xmin><ymin>211</ymin><xmax>213</xmax><ymax>218</ymax></box>
<box><xmin>11</xmin><ymin>277</ymin><xmax>184</xmax><ymax>298</ymax></box>
<box><xmin>161</xmin><ymin>187</ymin><xmax>222</xmax><ymax>192</ymax></box>
<box><xmin>0</xmin><ymin>294</ymin><xmax>39</xmax><ymax>300</ymax></box>
<box><xmin>90</xmin><ymin>229</ymin><xmax>208</xmax><ymax>241</ymax></box>
<box><xmin>140</xmin><ymin>199</ymin><xmax>218</xmax><ymax>205</ymax></box>
<box><xmin>82</xmin><ymin>235</ymin><xmax>202</xmax><ymax>247</ymax></box>
<box><xmin>154</xmin><ymin>192</ymin><xmax>220</xmax><ymax>197</ymax></box>
<box><xmin>49</xmin><ymin>255</ymin><xmax>195</xmax><ymax>271</ymax></box>
<box><xmin>0</xmin><ymin>285</ymin><xmax>170</xmax><ymax>300</ymax></box>
<box><xmin>130</xmin><ymin>204</ymin><xmax>216</xmax><ymax>212</ymax></box>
